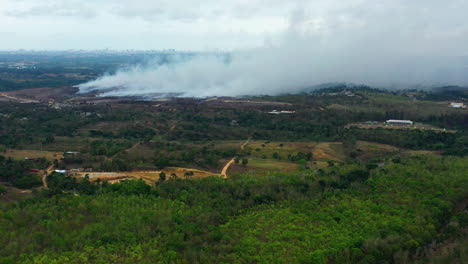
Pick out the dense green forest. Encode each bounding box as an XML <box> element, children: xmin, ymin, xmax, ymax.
<box><xmin>0</xmin><ymin>155</ymin><xmax>466</xmax><ymax>263</ymax></box>
<box><xmin>1</xmin><ymin>55</ymin><xmax>467</xmax><ymax>263</ymax></box>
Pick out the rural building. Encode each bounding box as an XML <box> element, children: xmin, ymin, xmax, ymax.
<box><xmin>449</xmin><ymin>102</ymin><xmax>465</xmax><ymax>108</ymax></box>
<box><xmin>268</xmin><ymin>110</ymin><xmax>296</xmax><ymax>115</ymax></box>
<box><xmin>385</xmin><ymin>119</ymin><xmax>414</xmax><ymax>125</ymax></box>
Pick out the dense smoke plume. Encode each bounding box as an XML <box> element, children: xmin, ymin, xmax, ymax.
<box><xmin>78</xmin><ymin>2</ymin><xmax>468</xmax><ymax>97</ymax></box>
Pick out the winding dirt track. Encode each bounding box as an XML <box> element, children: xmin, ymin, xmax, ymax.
<box><xmin>220</xmin><ymin>137</ymin><xmax>251</xmax><ymax>178</ymax></box>
<box><xmin>0</xmin><ymin>93</ymin><xmax>39</xmax><ymax>103</ymax></box>
<box><xmin>41</xmin><ymin>155</ymin><xmax>63</xmax><ymax>189</ymax></box>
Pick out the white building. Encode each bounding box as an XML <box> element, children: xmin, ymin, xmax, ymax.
<box><xmin>450</xmin><ymin>102</ymin><xmax>464</xmax><ymax>108</ymax></box>
<box><xmin>268</xmin><ymin>110</ymin><xmax>296</xmax><ymax>115</ymax></box>
<box><xmin>385</xmin><ymin>119</ymin><xmax>414</xmax><ymax>125</ymax></box>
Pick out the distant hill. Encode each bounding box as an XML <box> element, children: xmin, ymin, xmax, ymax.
<box><xmin>427</xmin><ymin>85</ymin><xmax>468</xmax><ymax>101</ymax></box>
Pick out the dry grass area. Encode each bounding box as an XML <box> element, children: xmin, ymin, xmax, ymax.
<box><xmin>74</xmin><ymin>167</ymin><xmax>217</xmax><ymax>184</ymax></box>
<box><xmin>248</xmin><ymin>158</ymin><xmax>299</xmax><ymax>171</ymax></box>
<box><xmin>78</xmin><ymin>121</ymin><xmax>139</xmax><ymax>134</ymax></box>
<box><xmin>313</xmin><ymin>142</ymin><xmax>345</xmax><ymax>161</ymax></box>
<box><xmin>403</xmin><ymin>150</ymin><xmax>441</xmax><ymax>156</ymax></box>
<box><xmin>3</xmin><ymin>149</ymin><xmax>62</xmax><ymax>161</ymax></box>
<box><xmin>346</xmin><ymin>122</ymin><xmax>456</xmax><ymax>133</ymax></box>
<box><xmin>0</xmin><ymin>184</ymin><xmax>33</xmax><ymax>202</ymax></box>
<box><xmin>356</xmin><ymin>141</ymin><xmax>399</xmax><ymax>152</ymax></box>
<box><xmin>355</xmin><ymin>141</ymin><xmax>400</xmax><ymax>161</ymax></box>
<box><xmin>309</xmin><ymin>161</ymin><xmax>330</xmax><ymax>169</ymax></box>
<box><xmin>327</xmin><ymin>104</ymin><xmax>351</xmax><ymax>111</ymax></box>
<box><xmin>245</xmin><ymin>140</ymin><xmax>317</xmax><ymax>160</ymax></box>
<box><xmin>2</xmin><ymin>87</ymin><xmax>77</xmax><ymax>101</ymax></box>
<box><xmin>228</xmin><ymin>158</ymin><xmax>299</xmax><ymax>176</ymax></box>
<box><xmin>19</xmin><ymin>136</ymin><xmax>100</xmax><ymax>152</ymax></box>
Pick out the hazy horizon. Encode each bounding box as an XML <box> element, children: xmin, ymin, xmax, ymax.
<box><xmin>2</xmin><ymin>0</ymin><xmax>468</xmax><ymax>97</ymax></box>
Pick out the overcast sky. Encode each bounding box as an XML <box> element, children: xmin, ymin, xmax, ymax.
<box><xmin>1</xmin><ymin>0</ymin><xmax>467</xmax><ymax>51</ymax></box>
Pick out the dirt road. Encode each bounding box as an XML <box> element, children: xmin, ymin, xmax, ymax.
<box><xmin>240</xmin><ymin>137</ymin><xmax>251</xmax><ymax>150</ymax></box>
<box><xmin>41</xmin><ymin>164</ymin><xmax>55</xmax><ymax>189</ymax></box>
<box><xmin>41</xmin><ymin>154</ymin><xmax>63</xmax><ymax>189</ymax></box>
<box><xmin>220</xmin><ymin>137</ymin><xmax>251</xmax><ymax>178</ymax></box>
<box><xmin>0</xmin><ymin>93</ymin><xmax>39</xmax><ymax>103</ymax></box>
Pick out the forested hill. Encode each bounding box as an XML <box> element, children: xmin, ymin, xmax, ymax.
<box><xmin>0</xmin><ymin>155</ymin><xmax>467</xmax><ymax>263</ymax></box>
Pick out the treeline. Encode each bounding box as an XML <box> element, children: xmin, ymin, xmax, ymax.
<box><xmin>0</xmin><ymin>155</ymin><xmax>466</xmax><ymax>263</ymax></box>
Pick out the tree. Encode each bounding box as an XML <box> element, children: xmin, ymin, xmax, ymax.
<box><xmin>159</xmin><ymin>172</ymin><xmax>166</xmax><ymax>183</ymax></box>
<box><xmin>241</xmin><ymin>158</ymin><xmax>249</xmax><ymax>166</ymax></box>
<box><xmin>154</xmin><ymin>156</ymin><xmax>170</xmax><ymax>169</ymax></box>
<box><xmin>184</xmin><ymin>171</ymin><xmax>194</xmax><ymax>179</ymax></box>
<box><xmin>43</xmin><ymin>134</ymin><xmax>55</xmax><ymax>144</ymax></box>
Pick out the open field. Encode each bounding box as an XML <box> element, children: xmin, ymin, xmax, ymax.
<box><xmin>346</xmin><ymin>122</ymin><xmax>456</xmax><ymax>133</ymax></box>
<box><xmin>0</xmin><ymin>183</ymin><xmax>32</xmax><ymax>202</ymax></box>
<box><xmin>401</xmin><ymin>150</ymin><xmax>442</xmax><ymax>156</ymax></box>
<box><xmin>228</xmin><ymin>157</ymin><xmax>299</xmax><ymax>177</ymax></box>
<box><xmin>244</xmin><ymin>140</ymin><xmax>317</xmax><ymax>159</ymax></box>
<box><xmin>74</xmin><ymin>167</ymin><xmax>217</xmax><ymax>184</ymax></box>
<box><xmin>3</xmin><ymin>149</ymin><xmax>62</xmax><ymax>161</ymax></box>
<box><xmin>248</xmin><ymin>158</ymin><xmax>299</xmax><ymax>170</ymax></box>
<box><xmin>2</xmin><ymin>87</ymin><xmax>77</xmax><ymax>101</ymax></box>
<box><xmin>354</xmin><ymin>141</ymin><xmax>400</xmax><ymax>161</ymax></box>
<box><xmin>313</xmin><ymin>142</ymin><xmax>346</xmax><ymax>161</ymax></box>
<box><xmin>18</xmin><ymin>136</ymin><xmax>123</xmax><ymax>153</ymax></box>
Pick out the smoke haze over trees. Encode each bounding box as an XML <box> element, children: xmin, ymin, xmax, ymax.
<box><xmin>77</xmin><ymin>1</ymin><xmax>468</xmax><ymax>97</ymax></box>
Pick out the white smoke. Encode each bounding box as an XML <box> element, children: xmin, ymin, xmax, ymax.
<box><xmin>77</xmin><ymin>2</ymin><xmax>468</xmax><ymax>97</ymax></box>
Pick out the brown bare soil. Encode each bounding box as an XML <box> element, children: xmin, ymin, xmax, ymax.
<box><xmin>74</xmin><ymin>167</ymin><xmax>217</xmax><ymax>184</ymax></box>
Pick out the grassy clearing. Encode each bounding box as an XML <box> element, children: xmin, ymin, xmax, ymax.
<box><xmin>247</xmin><ymin>158</ymin><xmax>299</xmax><ymax>170</ymax></box>
<box><xmin>354</xmin><ymin>141</ymin><xmax>400</xmax><ymax>161</ymax></box>
<box><xmin>74</xmin><ymin>167</ymin><xmax>217</xmax><ymax>184</ymax></box>
<box><xmin>78</xmin><ymin>121</ymin><xmax>136</xmax><ymax>134</ymax></box>
<box><xmin>313</xmin><ymin>142</ymin><xmax>346</xmax><ymax>161</ymax></box>
<box><xmin>3</xmin><ymin>149</ymin><xmax>62</xmax><ymax>161</ymax></box>
<box><xmin>228</xmin><ymin>158</ymin><xmax>299</xmax><ymax>177</ymax></box>
<box><xmin>403</xmin><ymin>150</ymin><xmax>441</xmax><ymax>156</ymax></box>
<box><xmin>245</xmin><ymin>140</ymin><xmax>316</xmax><ymax>159</ymax></box>
<box><xmin>18</xmin><ymin>136</ymin><xmax>101</xmax><ymax>152</ymax></box>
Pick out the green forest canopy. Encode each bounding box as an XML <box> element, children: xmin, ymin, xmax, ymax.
<box><xmin>0</xmin><ymin>155</ymin><xmax>466</xmax><ymax>263</ymax></box>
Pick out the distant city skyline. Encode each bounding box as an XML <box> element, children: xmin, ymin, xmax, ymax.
<box><xmin>1</xmin><ymin>0</ymin><xmax>292</xmax><ymax>50</ymax></box>
<box><xmin>1</xmin><ymin>0</ymin><xmax>466</xmax><ymax>54</ymax></box>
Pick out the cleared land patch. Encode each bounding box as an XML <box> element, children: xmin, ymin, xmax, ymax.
<box><xmin>74</xmin><ymin>167</ymin><xmax>217</xmax><ymax>184</ymax></box>
<box><xmin>3</xmin><ymin>149</ymin><xmax>62</xmax><ymax>161</ymax></box>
